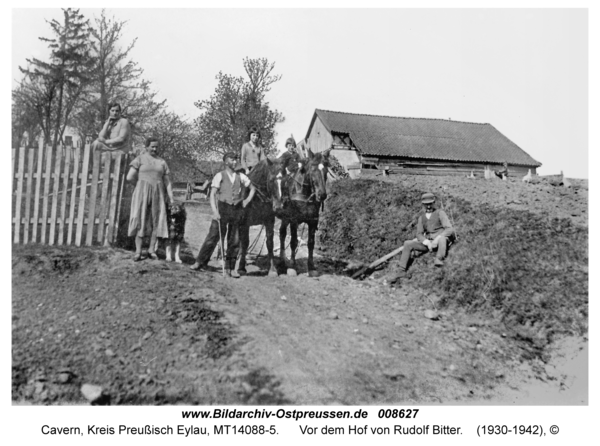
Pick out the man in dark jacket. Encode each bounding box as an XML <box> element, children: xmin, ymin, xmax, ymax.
<box><xmin>386</xmin><ymin>192</ymin><xmax>455</xmax><ymax>282</ymax></box>
<box><xmin>278</xmin><ymin>136</ymin><xmax>300</xmax><ymax>173</ymax></box>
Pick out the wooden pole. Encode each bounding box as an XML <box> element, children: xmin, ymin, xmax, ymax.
<box><xmin>75</xmin><ymin>145</ymin><xmax>91</xmax><ymax>246</ymax></box>
<box><xmin>58</xmin><ymin>147</ymin><xmax>72</xmax><ymax>245</ymax></box>
<box><xmin>112</xmin><ymin>154</ymin><xmax>128</xmax><ymax>246</ymax></box>
<box><xmin>66</xmin><ymin>146</ymin><xmax>82</xmax><ymax>245</ymax></box>
<box><xmin>106</xmin><ymin>152</ymin><xmax>123</xmax><ymax>245</ymax></box>
<box><xmin>40</xmin><ymin>144</ymin><xmax>54</xmax><ymax>244</ymax></box>
<box><xmin>351</xmin><ymin>246</ymin><xmax>404</xmax><ymax>280</ymax></box>
<box><xmin>23</xmin><ymin>148</ymin><xmax>35</xmax><ymax>243</ymax></box>
<box><xmin>32</xmin><ymin>138</ymin><xmax>45</xmax><ymax>243</ymax></box>
<box><xmin>13</xmin><ymin>147</ymin><xmax>26</xmax><ymax>244</ymax></box>
<box><xmin>97</xmin><ymin>153</ymin><xmax>112</xmax><ymax>243</ymax></box>
<box><xmin>48</xmin><ymin>147</ymin><xmax>63</xmax><ymax>245</ymax></box>
<box><xmin>86</xmin><ymin>149</ymin><xmax>101</xmax><ymax>245</ymax></box>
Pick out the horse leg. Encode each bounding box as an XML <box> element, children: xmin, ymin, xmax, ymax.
<box><xmin>307</xmin><ymin>221</ymin><xmax>318</xmax><ymax>277</ymax></box>
<box><xmin>238</xmin><ymin>223</ymin><xmax>249</xmax><ymax>276</ymax></box>
<box><xmin>265</xmin><ymin>219</ymin><xmax>278</xmax><ymax>277</ymax></box>
<box><xmin>279</xmin><ymin>220</ymin><xmax>288</xmax><ymax>263</ymax></box>
<box><xmin>288</xmin><ymin>222</ymin><xmax>299</xmax><ymax>276</ymax></box>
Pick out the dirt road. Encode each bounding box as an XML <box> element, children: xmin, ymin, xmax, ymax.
<box><xmin>11</xmin><ymin>198</ymin><xmax>587</xmax><ymax>405</ymax></box>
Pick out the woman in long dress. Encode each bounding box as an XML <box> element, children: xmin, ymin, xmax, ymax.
<box><xmin>126</xmin><ymin>137</ymin><xmax>174</xmax><ymax>261</ymax></box>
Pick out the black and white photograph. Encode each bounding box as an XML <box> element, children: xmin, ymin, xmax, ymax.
<box><xmin>6</xmin><ymin>2</ymin><xmax>595</xmax><ymax>444</ymax></box>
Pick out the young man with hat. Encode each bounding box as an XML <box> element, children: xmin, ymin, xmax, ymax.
<box><xmin>190</xmin><ymin>152</ymin><xmax>256</xmax><ymax>277</ymax></box>
<box><xmin>494</xmin><ymin>161</ymin><xmax>509</xmax><ymax>180</ymax></box>
<box><xmin>387</xmin><ymin>192</ymin><xmax>455</xmax><ymax>282</ymax></box>
<box><xmin>241</xmin><ymin>127</ymin><xmax>265</xmax><ymax>174</ymax></box>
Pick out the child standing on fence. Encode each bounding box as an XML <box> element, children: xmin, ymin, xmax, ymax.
<box><xmin>126</xmin><ymin>137</ymin><xmax>174</xmax><ymax>261</ymax></box>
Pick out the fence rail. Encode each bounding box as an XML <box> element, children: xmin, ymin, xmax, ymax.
<box><xmin>12</xmin><ymin>142</ymin><xmax>128</xmax><ymax>247</ymax></box>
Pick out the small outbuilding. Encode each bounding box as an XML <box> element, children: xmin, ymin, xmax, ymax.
<box><xmin>168</xmin><ymin>159</ymin><xmax>225</xmax><ymax>200</ymax></box>
<box><xmin>304</xmin><ymin>109</ymin><xmax>542</xmax><ymax>178</ymax></box>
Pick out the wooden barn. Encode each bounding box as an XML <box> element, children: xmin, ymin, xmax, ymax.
<box><xmin>304</xmin><ymin>109</ymin><xmax>542</xmax><ymax>178</ymax></box>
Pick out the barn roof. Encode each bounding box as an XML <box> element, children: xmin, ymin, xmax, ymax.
<box><xmin>308</xmin><ymin>109</ymin><xmax>541</xmax><ymax>167</ymax></box>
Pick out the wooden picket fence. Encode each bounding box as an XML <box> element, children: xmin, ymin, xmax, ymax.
<box><xmin>12</xmin><ymin>140</ymin><xmax>129</xmax><ymax>246</ymax></box>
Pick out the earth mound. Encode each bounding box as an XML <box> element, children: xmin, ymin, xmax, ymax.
<box><xmin>319</xmin><ymin>175</ymin><xmax>588</xmax><ymax>358</ymax></box>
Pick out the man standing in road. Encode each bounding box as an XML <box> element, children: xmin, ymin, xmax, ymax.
<box><xmin>190</xmin><ymin>152</ymin><xmax>256</xmax><ymax>278</ymax></box>
<box><xmin>240</xmin><ymin>127</ymin><xmax>265</xmax><ymax>174</ymax></box>
<box><xmin>385</xmin><ymin>192</ymin><xmax>455</xmax><ymax>283</ymax></box>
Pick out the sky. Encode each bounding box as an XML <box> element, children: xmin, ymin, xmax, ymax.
<box><xmin>10</xmin><ymin>7</ymin><xmax>590</xmax><ymax>178</ymax></box>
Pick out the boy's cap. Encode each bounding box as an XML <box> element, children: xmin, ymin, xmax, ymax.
<box><xmin>421</xmin><ymin>192</ymin><xmax>436</xmax><ymax>204</ymax></box>
<box><xmin>223</xmin><ymin>152</ymin><xmax>239</xmax><ymax>161</ymax></box>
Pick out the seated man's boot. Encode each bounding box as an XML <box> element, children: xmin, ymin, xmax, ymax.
<box><xmin>382</xmin><ymin>268</ymin><xmax>408</xmax><ymax>285</ymax></box>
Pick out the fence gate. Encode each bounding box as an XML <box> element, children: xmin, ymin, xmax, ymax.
<box><xmin>12</xmin><ymin>140</ymin><xmax>129</xmax><ymax>247</ymax></box>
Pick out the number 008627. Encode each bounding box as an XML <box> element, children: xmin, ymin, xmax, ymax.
<box><xmin>378</xmin><ymin>409</ymin><xmax>419</xmax><ymax>418</ymax></box>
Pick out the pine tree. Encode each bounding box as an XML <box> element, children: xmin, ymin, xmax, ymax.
<box><xmin>18</xmin><ymin>8</ymin><xmax>94</xmax><ymax>148</ymax></box>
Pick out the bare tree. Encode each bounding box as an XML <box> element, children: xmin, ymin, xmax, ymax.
<box><xmin>12</xmin><ymin>80</ymin><xmax>48</xmax><ymax>148</ymax></box>
<box><xmin>70</xmin><ymin>10</ymin><xmax>165</xmax><ymax>145</ymax></box>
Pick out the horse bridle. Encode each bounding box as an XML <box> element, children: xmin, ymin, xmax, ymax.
<box><xmin>253</xmin><ymin>170</ymin><xmax>285</xmax><ymax>205</ymax></box>
<box><xmin>289</xmin><ymin>161</ymin><xmax>326</xmax><ymax>204</ymax></box>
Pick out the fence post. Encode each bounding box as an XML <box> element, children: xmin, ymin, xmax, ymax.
<box><xmin>66</xmin><ymin>146</ymin><xmax>82</xmax><ymax>245</ymax></box>
<box><xmin>23</xmin><ymin>148</ymin><xmax>35</xmax><ymax>244</ymax></box>
<box><xmin>106</xmin><ymin>152</ymin><xmax>123</xmax><ymax>245</ymax></box>
<box><xmin>48</xmin><ymin>146</ymin><xmax>63</xmax><ymax>245</ymax></box>
<box><xmin>58</xmin><ymin>147</ymin><xmax>72</xmax><ymax>245</ymax></box>
<box><xmin>12</xmin><ymin>147</ymin><xmax>16</xmax><ymax>191</ymax></box>
<box><xmin>31</xmin><ymin>138</ymin><xmax>44</xmax><ymax>243</ymax></box>
<box><xmin>85</xmin><ymin>150</ymin><xmax>101</xmax><ymax>246</ymax></box>
<box><xmin>115</xmin><ymin>154</ymin><xmax>135</xmax><ymax>249</ymax></box>
<box><xmin>96</xmin><ymin>153</ymin><xmax>112</xmax><ymax>244</ymax></box>
<box><xmin>40</xmin><ymin>144</ymin><xmax>54</xmax><ymax>244</ymax></box>
<box><xmin>75</xmin><ymin>145</ymin><xmax>91</xmax><ymax>246</ymax></box>
<box><xmin>13</xmin><ymin>147</ymin><xmax>26</xmax><ymax>244</ymax></box>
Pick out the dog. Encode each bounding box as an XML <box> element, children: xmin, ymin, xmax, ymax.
<box><xmin>165</xmin><ymin>202</ymin><xmax>187</xmax><ymax>263</ymax></box>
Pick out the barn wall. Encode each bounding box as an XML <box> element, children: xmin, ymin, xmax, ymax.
<box><xmin>331</xmin><ymin>149</ymin><xmax>360</xmax><ymax>168</ymax></box>
<box><xmin>361</xmin><ymin>157</ymin><xmax>537</xmax><ymax>177</ymax></box>
<box><xmin>307</xmin><ymin>117</ymin><xmax>333</xmax><ymax>153</ymax></box>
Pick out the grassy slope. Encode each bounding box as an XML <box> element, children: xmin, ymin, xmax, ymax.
<box><xmin>319</xmin><ymin>179</ymin><xmax>588</xmax><ymax>355</ymax></box>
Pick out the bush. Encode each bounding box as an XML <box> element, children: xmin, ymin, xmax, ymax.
<box><xmin>320</xmin><ymin>179</ymin><xmax>588</xmax><ymax>348</ymax></box>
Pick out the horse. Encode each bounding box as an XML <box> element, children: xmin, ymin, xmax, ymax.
<box><xmin>237</xmin><ymin>158</ymin><xmax>286</xmax><ymax>277</ymax></box>
<box><xmin>276</xmin><ymin>149</ymin><xmax>330</xmax><ymax>277</ymax></box>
